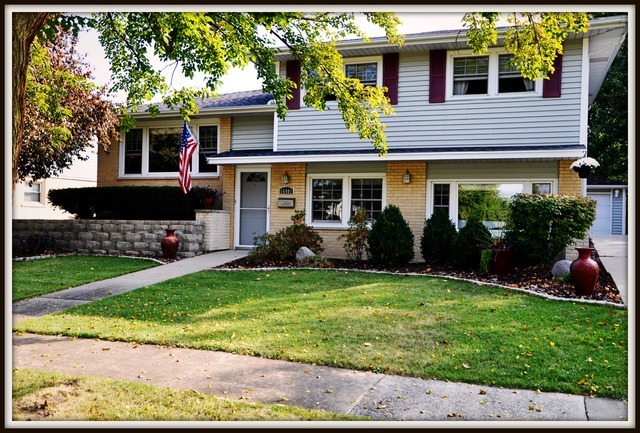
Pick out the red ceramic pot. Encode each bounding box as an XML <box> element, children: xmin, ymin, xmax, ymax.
<box><xmin>569</xmin><ymin>247</ymin><xmax>599</xmax><ymax>296</ymax></box>
<box><xmin>490</xmin><ymin>250</ymin><xmax>513</xmax><ymax>275</ymax></box>
<box><xmin>161</xmin><ymin>228</ymin><xmax>180</xmax><ymax>259</ymax></box>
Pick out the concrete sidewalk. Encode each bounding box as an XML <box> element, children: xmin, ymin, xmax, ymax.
<box><xmin>10</xmin><ymin>249</ymin><xmax>630</xmax><ymax>423</ymax></box>
<box><xmin>591</xmin><ymin>235</ymin><xmax>629</xmax><ymax>306</ymax></box>
<box><xmin>12</xmin><ymin>332</ymin><xmax>629</xmax><ymax>422</ymax></box>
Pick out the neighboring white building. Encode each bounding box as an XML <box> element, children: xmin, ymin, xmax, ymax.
<box><xmin>12</xmin><ymin>141</ymin><xmax>98</xmax><ymax>220</ymax></box>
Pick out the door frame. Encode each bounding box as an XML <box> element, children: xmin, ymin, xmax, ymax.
<box><xmin>234</xmin><ymin>165</ymin><xmax>271</xmax><ymax>249</ymax></box>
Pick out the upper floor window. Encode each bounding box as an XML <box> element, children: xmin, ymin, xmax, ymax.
<box><xmin>304</xmin><ymin>56</ymin><xmax>383</xmax><ymax>105</ymax></box>
<box><xmin>448</xmin><ymin>49</ymin><xmax>540</xmax><ymax>99</ymax></box>
<box><xmin>453</xmin><ymin>56</ymin><xmax>489</xmax><ymax>95</ymax></box>
<box><xmin>345</xmin><ymin>62</ymin><xmax>378</xmax><ymax>86</ymax></box>
<box><xmin>121</xmin><ymin>122</ymin><xmax>219</xmax><ymax>178</ymax></box>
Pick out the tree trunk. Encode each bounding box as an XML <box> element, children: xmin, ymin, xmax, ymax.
<box><xmin>12</xmin><ymin>12</ymin><xmax>49</xmax><ymax>191</ymax></box>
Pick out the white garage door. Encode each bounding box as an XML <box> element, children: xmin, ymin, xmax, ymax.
<box><xmin>589</xmin><ymin>192</ymin><xmax>611</xmax><ymax>235</ymax></box>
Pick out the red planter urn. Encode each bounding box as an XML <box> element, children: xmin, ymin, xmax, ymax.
<box><xmin>490</xmin><ymin>250</ymin><xmax>514</xmax><ymax>275</ymax></box>
<box><xmin>160</xmin><ymin>228</ymin><xmax>180</xmax><ymax>259</ymax></box>
<box><xmin>569</xmin><ymin>247</ymin><xmax>599</xmax><ymax>297</ymax></box>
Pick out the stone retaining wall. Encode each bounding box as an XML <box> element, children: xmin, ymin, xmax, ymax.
<box><xmin>12</xmin><ymin>219</ymin><xmax>207</xmax><ymax>258</ymax></box>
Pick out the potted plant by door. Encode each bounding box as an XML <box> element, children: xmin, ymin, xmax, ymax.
<box><xmin>570</xmin><ymin>157</ymin><xmax>600</xmax><ymax>179</ymax></box>
<box><xmin>189</xmin><ymin>186</ymin><xmax>223</xmax><ymax>209</ymax></box>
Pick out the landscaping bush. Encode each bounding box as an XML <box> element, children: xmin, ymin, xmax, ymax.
<box><xmin>367</xmin><ymin>205</ymin><xmax>414</xmax><ymax>267</ymax></box>
<box><xmin>48</xmin><ymin>186</ymin><xmax>196</xmax><ymax>220</ymax></box>
<box><xmin>451</xmin><ymin>216</ymin><xmax>492</xmax><ymax>270</ymax></box>
<box><xmin>14</xmin><ymin>233</ymin><xmax>57</xmax><ymax>257</ymax></box>
<box><xmin>420</xmin><ymin>210</ymin><xmax>457</xmax><ymax>265</ymax></box>
<box><xmin>505</xmin><ymin>194</ymin><xmax>596</xmax><ymax>265</ymax></box>
<box><xmin>338</xmin><ymin>208</ymin><xmax>370</xmax><ymax>261</ymax></box>
<box><xmin>248</xmin><ymin>211</ymin><xmax>323</xmax><ymax>263</ymax></box>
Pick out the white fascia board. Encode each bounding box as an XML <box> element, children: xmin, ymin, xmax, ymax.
<box><xmin>207</xmin><ymin>148</ymin><xmax>585</xmax><ymax>165</ymax></box>
<box><xmin>131</xmin><ymin>106</ymin><xmax>276</xmax><ymax>119</ymax></box>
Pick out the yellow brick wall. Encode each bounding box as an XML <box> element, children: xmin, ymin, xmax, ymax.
<box><xmin>557</xmin><ymin>158</ymin><xmax>583</xmax><ymax>196</ymax></box>
<box><xmin>221</xmin><ymin>165</ymin><xmax>236</xmax><ymax>249</ymax></box>
<box><xmin>386</xmin><ymin>161</ymin><xmax>427</xmax><ymax>261</ymax></box>
<box><xmin>269</xmin><ymin>163</ymin><xmax>307</xmax><ymax>233</ymax></box>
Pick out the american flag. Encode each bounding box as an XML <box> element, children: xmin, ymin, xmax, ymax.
<box><xmin>178</xmin><ymin>121</ymin><xmax>198</xmax><ymax>194</ymax></box>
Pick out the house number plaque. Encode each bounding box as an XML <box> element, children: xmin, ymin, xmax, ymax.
<box><xmin>277</xmin><ymin>198</ymin><xmax>295</xmax><ymax>208</ymax></box>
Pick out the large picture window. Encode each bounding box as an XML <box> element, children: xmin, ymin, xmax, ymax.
<box><xmin>448</xmin><ymin>49</ymin><xmax>541</xmax><ymax>98</ymax></box>
<box><xmin>120</xmin><ymin>122</ymin><xmax>219</xmax><ymax>177</ymax></box>
<box><xmin>429</xmin><ymin>180</ymin><xmax>553</xmax><ymax>236</ymax></box>
<box><xmin>308</xmin><ymin>175</ymin><xmax>385</xmax><ymax>227</ymax></box>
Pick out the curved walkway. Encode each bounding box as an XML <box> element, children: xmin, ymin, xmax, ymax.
<box><xmin>10</xmin><ymin>250</ymin><xmax>630</xmax><ymax>423</ymax></box>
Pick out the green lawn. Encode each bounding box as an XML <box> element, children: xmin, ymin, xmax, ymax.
<box><xmin>13</xmin><ymin>269</ymin><xmax>628</xmax><ymax>400</ymax></box>
<box><xmin>12</xmin><ymin>255</ymin><xmax>160</xmax><ymax>301</ymax></box>
<box><xmin>12</xmin><ymin>368</ymin><xmax>361</xmax><ymax>421</ymax></box>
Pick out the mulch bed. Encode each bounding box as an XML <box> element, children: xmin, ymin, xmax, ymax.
<box><xmin>215</xmin><ymin>243</ymin><xmax>623</xmax><ymax>306</ymax></box>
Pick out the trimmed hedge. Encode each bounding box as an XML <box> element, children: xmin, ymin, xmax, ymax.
<box><xmin>368</xmin><ymin>204</ymin><xmax>415</xmax><ymax>267</ymax></box>
<box><xmin>48</xmin><ymin>186</ymin><xmax>196</xmax><ymax>220</ymax></box>
<box><xmin>421</xmin><ymin>210</ymin><xmax>457</xmax><ymax>265</ymax></box>
<box><xmin>451</xmin><ymin>216</ymin><xmax>492</xmax><ymax>270</ymax></box>
<box><xmin>505</xmin><ymin>193</ymin><xmax>597</xmax><ymax>265</ymax></box>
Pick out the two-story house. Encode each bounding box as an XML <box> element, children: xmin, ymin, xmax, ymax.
<box><xmin>97</xmin><ymin>15</ymin><xmax>628</xmax><ymax>259</ymax></box>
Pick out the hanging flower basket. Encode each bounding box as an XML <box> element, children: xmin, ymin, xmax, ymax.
<box><xmin>570</xmin><ymin>157</ymin><xmax>599</xmax><ymax>179</ymax></box>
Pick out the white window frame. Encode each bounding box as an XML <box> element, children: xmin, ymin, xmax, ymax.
<box><xmin>446</xmin><ymin>48</ymin><xmax>542</xmax><ymax>100</ymax></box>
<box><xmin>300</xmin><ymin>55</ymin><xmax>383</xmax><ymax>107</ymax></box>
<box><xmin>426</xmin><ymin>179</ymin><xmax>556</xmax><ymax>229</ymax></box>
<box><xmin>306</xmin><ymin>173</ymin><xmax>386</xmax><ymax>229</ymax></box>
<box><xmin>23</xmin><ymin>182</ymin><xmax>43</xmax><ymax>205</ymax></box>
<box><xmin>119</xmin><ymin>120</ymin><xmax>220</xmax><ymax>179</ymax></box>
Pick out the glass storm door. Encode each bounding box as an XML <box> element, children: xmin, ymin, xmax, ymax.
<box><xmin>239</xmin><ymin>172</ymin><xmax>268</xmax><ymax>246</ymax></box>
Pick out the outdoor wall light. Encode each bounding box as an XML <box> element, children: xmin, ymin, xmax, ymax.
<box><xmin>615</xmin><ymin>189</ymin><xmax>620</xmax><ymax>198</ymax></box>
<box><xmin>403</xmin><ymin>170</ymin><xmax>411</xmax><ymax>184</ymax></box>
<box><xmin>282</xmin><ymin>171</ymin><xmax>290</xmax><ymax>184</ymax></box>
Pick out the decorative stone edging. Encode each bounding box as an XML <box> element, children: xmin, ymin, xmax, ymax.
<box><xmin>211</xmin><ymin>267</ymin><xmax>627</xmax><ymax>310</ymax></box>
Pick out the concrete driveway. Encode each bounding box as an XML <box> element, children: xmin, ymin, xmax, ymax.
<box><xmin>590</xmin><ymin>235</ymin><xmax>629</xmax><ymax>306</ymax></box>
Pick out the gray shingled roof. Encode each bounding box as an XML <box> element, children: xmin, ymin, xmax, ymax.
<box><xmin>135</xmin><ymin>89</ymin><xmax>273</xmax><ymax>114</ymax></box>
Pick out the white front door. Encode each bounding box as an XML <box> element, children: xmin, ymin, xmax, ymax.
<box><xmin>237</xmin><ymin>170</ymin><xmax>270</xmax><ymax>247</ymax></box>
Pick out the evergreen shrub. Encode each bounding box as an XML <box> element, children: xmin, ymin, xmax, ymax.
<box><xmin>451</xmin><ymin>216</ymin><xmax>492</xmax><ymax>269</ymax></box>
<box><xmin>367</xmin><ymin>204</ymin><xmax>415</xmax><ymax>267</ymax></box>
<box><xmin>421</xmin><ymin>210</ymin><xmax>457</xmax><ymax>264</ymax></box>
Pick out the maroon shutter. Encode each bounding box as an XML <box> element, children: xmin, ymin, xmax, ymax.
<box><xmin>286</xmin><ymin>60</ymin><xmax>301</xmax><ymax>109</ymax></box>
<box><xmin>543</xmin><ymin>54</ymin><xmax>563</xmax><ymax>98</ymax></box>
<box><xmin>382</xmin><ymin>53</ymin><xmax>399</xmax><ymax>105</ymax></box>
<box><xmin>429</xmin><ymin>49</ymin><xmax>446</xmax><ymax>103</ymax></box>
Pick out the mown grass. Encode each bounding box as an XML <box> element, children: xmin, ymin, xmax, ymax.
<box><xmin>12</xmin><ymin>255</ymin><xmax>159</xmax><ymax>301</ymax></box>
<box><xmin>13</xmin><ymin>269</ymin><xmax>628</xmax><ymax>400</ymax></box>
<box><xmin>12</xmin><ymin>368</ymin><xmax>361</xmax><ymax>421</ymax></box>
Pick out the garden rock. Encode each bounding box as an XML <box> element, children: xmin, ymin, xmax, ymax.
<box><xmin>296</xmin><ymin>247</ymin><xmax>316</xmax><ymax>262</ymax></box>
<box><xmin>551</xmin><ymin>260</ymin><xmax>572</xmax><ymax>277</ymax></box>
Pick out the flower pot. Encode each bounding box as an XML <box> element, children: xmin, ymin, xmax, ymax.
<box><xmin>160</xmin><ymin>228</ymin><xmax>180</xmax><ymax>259</ymax></box>
<box><xmin>570</xmin><ymin>247</ymin><xmax>599</xmax><ymax>297</ymax></box>
<box><xmin>490</xmin><ymin>250</ymin><xmax>513</xmax><ymax>274</ymax></box>
<box><xmin>574</xmin><ymin>166</ymin><xmax>591</xmax><ymax>179</ymax></box>
<box><xmin>201</xmin><ymin>197</ymin><xmax>215</xmax><ymax>209</ymax></box>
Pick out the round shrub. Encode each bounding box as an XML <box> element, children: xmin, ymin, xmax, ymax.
<box><xmin>451</xmin><ymin>216</ymin><xmax>492</xmax><ymax>270</ymax></box>
<box><xmin>367</xmin><ymin>205</ymin><xmax>415</xmax><ymax>267</ymax></box>
<box><xmin>421</xmin><ymin>210</ymin><xmax>457</xmax><ymax>265</ymax></box>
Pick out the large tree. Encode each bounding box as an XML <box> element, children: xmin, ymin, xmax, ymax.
<box><xmin>587</xmin><ymin>13</ymin><xmax>628</xmax><ymax>182</ymax></box>
<box><xmin>11</xmin><ymin>11</ymin><xmax>590</xmax><ymax>189</ymax></box>
<box><xmin>20</xmin><ymin>29</ymin><xmax>120</xmax><ymax>183</ymax></box>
